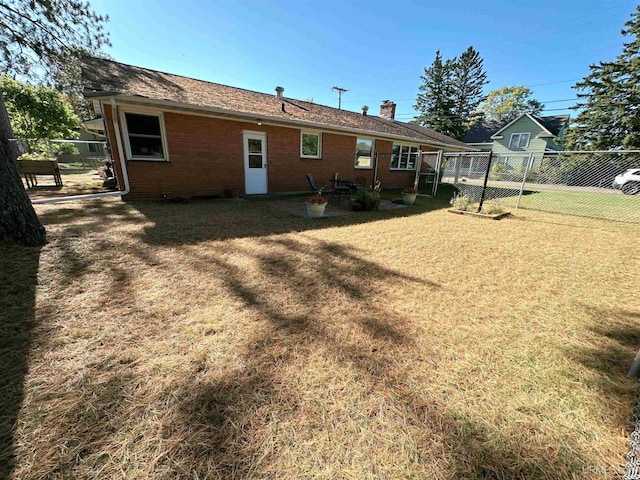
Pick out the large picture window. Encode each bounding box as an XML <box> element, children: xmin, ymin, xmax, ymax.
<box><xmin>301</xmin><ymin>131</ymin><xmax>322</xmax><ymax>158</ymax></box>
<box><xmin>508</xmin><ymin>132</ymin><xmax>530</xmax><ymax>149</ymax></box>
<box><xmin>355</xmin><ymin>138</ymin><xmax>374</xmax><ymax>168</ymax></box>
<box><xmin>390</xmin><ymin>144</ymin><xmax>419</xmax><ymax>170</ymax></box>
<box><xmin>122</xmin><ymin>111</ymin><xmax>168</xmax><ymax>161</ymax></box>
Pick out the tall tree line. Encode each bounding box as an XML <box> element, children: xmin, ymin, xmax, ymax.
<box><xmin>564</xmin><ymin>5</ymin><xmax>640</xmax><ymax>150</ymax></box>
<box><xmin>414</xmin><ymin>47</ymin><xmax>487</xmax><ymax>139</ymax></box>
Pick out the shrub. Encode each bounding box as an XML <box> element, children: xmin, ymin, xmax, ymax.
<box><xmin>489</xmin><ymin>162</ymin><xmax>507</xmax><ymax>180</ymax></box>
<box><xmin>449</xmin><ymin>192</ymin><xmax>475</xmax><ymax>211</ymax></box>
<box><xmin>481</xmin><ymin>202</ymin><xmax>505</xmax><ymax>215</ymax></box>
<box><xmin>351</xmin><ymin>189</ymin><xmax>380</xmax><ymax>211</ymax></box>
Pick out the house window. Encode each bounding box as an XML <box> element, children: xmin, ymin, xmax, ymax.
<box><xmin>390</xmin><ymin>144</ymin><xmax>419</xmax><ymax>170</ymax></box>
<box><xmin>88</xmin><ymin>142</ymin><xmax>100</xmax><ymax>153</ymax></box>
<box><xmin>301</xmin><ymin>131</ymin><xmax>321</xmax><ymax>158</ymax></box>
<box><xmin>508</xmin><ymin>133</ymin><xmax>530</xmax><ymax>149</ymax></box>
<box><xmin>122</xmin><ymin>111</ymin><xmax>168</xmax><ymax>161</ymax></box>
<box><xmin>355</xmin><ymin>138</ymin><xmax>374</xmax><ymax>168</ymax></box>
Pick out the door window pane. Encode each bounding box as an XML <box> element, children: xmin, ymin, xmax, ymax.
<box><xmin>248</xmin><ymin>139</ymin><xmax>262</xmax><ymax>153</ymax></box>
<box><xmin>248</xmin><ymin>154</ymin><xmax>262</xmax><ymax>168</ymax></box>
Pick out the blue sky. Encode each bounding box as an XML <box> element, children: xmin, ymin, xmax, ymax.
<box><xmin>92</xmin><ymin>0</ymin><xmax>638</xmax><ymax>121</ymax></box>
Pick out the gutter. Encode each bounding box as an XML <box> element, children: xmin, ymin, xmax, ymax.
<box><xmin>32</xmin><ymin>98</ymin><xmax>131</xmax><ymax>204</ymax></box>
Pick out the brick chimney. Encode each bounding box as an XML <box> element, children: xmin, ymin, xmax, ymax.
<box><xmin>379</xmin><ymin>100</ymin><xmax>396</xmax><ymax>120</ymax></box>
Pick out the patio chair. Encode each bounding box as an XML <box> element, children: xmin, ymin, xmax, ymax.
<box><xmin>351</xmin><ymin>177</ymin><xmax>366</xmax><ymax>190</ymax></box>
<box><xmin>330</xmin><ymin>173</ymin><xmax>351</xmax><ymax>204</ymax></box>
<box><xmin>307</xmin><ymin>173</ymin><xmax>326</xmax><ymax>192</ymax></box>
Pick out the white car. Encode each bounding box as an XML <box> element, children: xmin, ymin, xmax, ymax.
<box><xmin>612</xmin><ymin>168</ymin><xmax>640</xmax><ymax>195</ymax></box>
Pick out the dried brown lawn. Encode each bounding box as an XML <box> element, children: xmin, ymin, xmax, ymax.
<box><xmin>1</xmin><ymin>194</ymin><xmax>639</xmax><ymax>479</ymax></box>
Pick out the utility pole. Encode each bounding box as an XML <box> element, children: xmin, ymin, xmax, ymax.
<box><xmin>331</xmin><ymin>87</ymin><xmax>348</xmax><ymax>110</ymax></box>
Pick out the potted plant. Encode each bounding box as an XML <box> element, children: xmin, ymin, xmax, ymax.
<box><xmin>350</xmin><ymin>188</ymin><xmax>380</xmax><ymax>211</ymax></box>
<box><xmin>401</xmin><ymin>187</ymin><xmax>418</xmax><ymax>205</ymax></box>
<box><xmin>305</xmin><ymin>187</ymin><xmax>329</xmax><ymax>218</ymax></box>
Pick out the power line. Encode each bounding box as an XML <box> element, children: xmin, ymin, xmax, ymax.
<box><xmin>347</xmin><ymin>3</ymin><xmax>631</xmax><ymax>93</ymax></box>
<box><xmin>481</xmin><ymin>1</ymin><xmax>633</xmax><ymax>50</ymax></box>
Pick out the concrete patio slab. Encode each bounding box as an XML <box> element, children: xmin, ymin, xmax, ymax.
<box><xmin>268</xmin><ymin>197</ymin><xmax>409</xmax><ymax>218</ymax></box>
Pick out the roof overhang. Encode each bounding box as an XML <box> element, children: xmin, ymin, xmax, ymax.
<box><xmin>90</xmin><ymin>92</ymin><xmax>471</xmax><ymax>151</ymax></box>
<box><xmin>490</xmin><ymin>113</ymin><xmax>554</xmax><ymax>139</ymax></box>
<box><xmin>82</xmin><ymin>117</ymin><xmax>105</xmax><ymax>132</ymax></box>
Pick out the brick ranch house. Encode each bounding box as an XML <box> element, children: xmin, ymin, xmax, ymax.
<box><xmin>81</xmin><ymin>57</ymin><xmax>468</xmax><ymax>199</ymax></box>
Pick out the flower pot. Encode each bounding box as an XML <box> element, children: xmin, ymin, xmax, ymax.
<box><xmin>306</xmin><ymin>202</ymin><xmax>327</xmax><ymax>218</ymax></box>
<box><xmin>402</xmin><ymin>193</ymin><xmax>417</xmax><ymax>205</ymax></box>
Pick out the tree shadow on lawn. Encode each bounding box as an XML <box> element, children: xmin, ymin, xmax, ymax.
<box><xmin>564</xmin><ymin>305</ymin><xmax>639</xmax><ymax>431</ymax></box>
<box><xmin>153</xmin><ymin>238</ymin><xmax>589</xmax><ymax>478</ymax></box>
<box><xmin>0</xmin><ymin>241</ymin><xmax>40</xmax><ymax>480</ymax></box>
<box><xmin>26</xmin><ymin>194</ymin><xmax>596</xmax><ymax>477</ymax></box>
<box><xmin>130</xmin><ymin>193</ymin><xmax>450</xmax><ymax>246</ymax></box>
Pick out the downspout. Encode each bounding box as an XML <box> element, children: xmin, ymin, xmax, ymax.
<box><xmin>32</xmin><ymin>98</ymin><xmax>131</xmax><ymax>204</ymax></box>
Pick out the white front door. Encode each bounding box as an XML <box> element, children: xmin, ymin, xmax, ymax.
<box><xmin>243</xmin><ymin>131</ymin><xmax>268</xmax><ymax>194</ymax></box>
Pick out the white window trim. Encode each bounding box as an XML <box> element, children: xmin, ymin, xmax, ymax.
<box><xmin>355</xmin><ymin>138</ymin><xmax>375</xmax><ymax>170</ymax></box>
<box><xmin>390</xmin><ymin>143</ymin><xmax>420</xmax><ymax>171</ymax></box>
<box><xmin>509</xmin><ymin>132</ymin><xmax>530</xmax><ymax>150</ymax></box>
<box><xmin>300</xmin><ymin>130</ymin><xmax>322</xmax><ymax>159</ymax></box>
<box><xmin>120</xmin><ymin>106</ymin><xmax>170</xmax><ymax>161</ymax></box>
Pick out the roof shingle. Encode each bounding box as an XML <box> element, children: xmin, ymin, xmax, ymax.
<box><xmin>81</xmin><ymin>56</ymin><xmax>468</xmax><ymax>149</ymax></box>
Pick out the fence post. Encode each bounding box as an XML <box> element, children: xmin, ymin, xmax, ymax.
<box><xmin>516</xmin><ymin>152</ymin><xmax>535</xmax><ymax>209</ymax></box>
<box><xmin>477</xmin><ymin>151</ymin><xmax>493</xmax><ymax>213</ymax></box>
<box><xmin>373</xmin><ymin>152</ymin><xmax>379</xmax><ymax>188</ymax></box>
<box><xmin>433</xmin><ymin>150</ymin><xmax>443</xmax><ymax>197</ymax></box>
<box><xmin>414</xmin><ymin>151</ymin><xmax>422</xmax><ymax>190</ymax></box>
<box><xmin>453</xmin><ymin>155</ymin><xmax>461</xmax><ymax>185</ymax></box>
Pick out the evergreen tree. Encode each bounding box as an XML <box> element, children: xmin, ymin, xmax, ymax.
<box><xmin>0</xmin><ymin>1</ymin><xmax>109</xmax><ymax>246</ymax></box>
<box><xmin>413</xmin><ymin>51</ymin><xmax>457</xmax><ymax>137</ymax></box>
<box><xmin>450</xmin><ymin>47</ymin><xmax>488</xmax><ymax>139</ymax></box>
<box><xmin>564</xmin><ymin>5</ymin><xmax>640</xmax><ymax>150</ymax></box>
<box><xmin>478</xmin><ymin>86</ymin><xmax>544</xmax><ymax>124</ymax></box>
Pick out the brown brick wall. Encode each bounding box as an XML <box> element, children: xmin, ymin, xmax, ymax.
<box><xmin>374</xmin><ymin>140</ymin><xmax>419</xmax><ymax>188</ymax></box>
<box><xmin>103</xmin><ymin>104</ymin><xmax>419</xmax><ymax>199</ymax></box>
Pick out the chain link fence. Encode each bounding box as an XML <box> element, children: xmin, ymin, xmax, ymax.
<box><xmin>438</xmin><ymin>150</ymin><xmax>640</xmax><ymax>223</ymax></box>
<box><xmin>13</xmin><ymin>138</ymin><xmax>117</xmax><ymax>198</ymax></box>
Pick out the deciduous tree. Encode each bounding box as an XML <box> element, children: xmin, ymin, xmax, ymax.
<box><xmin>1</xmin><ymin>76</ymin><xmax>80</xmax><ymax>141</ymax></box>
<box><xmin>0</xmin><ymin>0</ymin><xmax>109</xmax><ymax>246</ymax></box>
<box><xmin>478</xmin><ymin>86</ymin><xmax>544</xmax><ymax>124</ymax></box>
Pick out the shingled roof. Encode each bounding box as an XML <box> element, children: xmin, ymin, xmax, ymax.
<box><xmin>535</xmin><ymin>114</ymin><xmax>570</xmax><ymax>136</ymax></box>
<box><xmin>461</xmin><ymin>119</ymin><xmax>504</xmax><ymax>144</ymax></box>
<box><xmin>463</xmin><ymin>114</ymin><xmax>570</xmax><ymax>144</ymax></box>
<box><xmin>81</xmin><ymin>56</ymin><xmax>468</xmax><ymax>149</ymax></box>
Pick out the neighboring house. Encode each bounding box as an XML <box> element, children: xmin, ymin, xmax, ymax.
<box><xmin>463</xmin><ymin>113</ymin><xmax>570</xmax><ymax>155</ymax></box>
<box><xmin>81</xmin><ymin>57</ymin><xmax>468</xmax><ymax>199</ymax></box>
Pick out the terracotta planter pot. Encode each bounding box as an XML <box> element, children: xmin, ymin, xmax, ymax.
<box><xmin>306</xmin><ymin>202</ymin><xmax>327</xmax><ymax>218</ymax></box>
<box><xmin>401</xmin><ymin>193</ymin><xmax>417</xmax><ymax>205</ymax></box>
